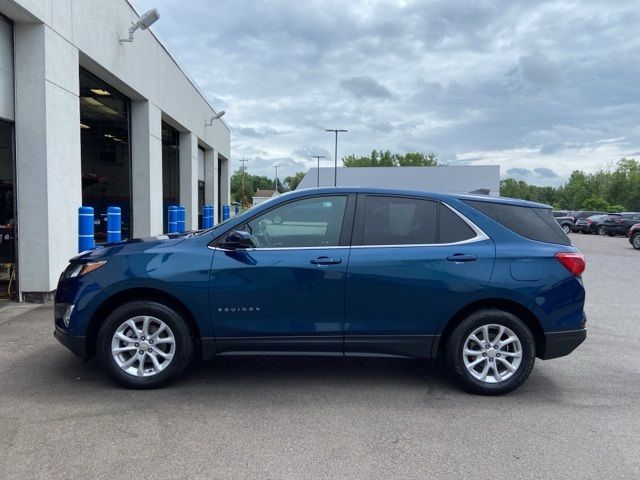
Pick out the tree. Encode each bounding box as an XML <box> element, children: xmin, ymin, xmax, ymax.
<box><xmin>342</xmin><ymin>150</ymin><xmax>441</xmax><ymax>167</ymax></box>
<box><xmin>284</xmin><ymin>172</ymin><xmax>306</xmax><ymax>191</ymax></box>
<box><xmin>230</xmin><ymin>169</ymin><xmax>276</xmax><ymax>206</ymax></box>
<box><xmin>500</xmin><ymin>158</ymin><xmax>640</xmax><ymax>211</ymax></box>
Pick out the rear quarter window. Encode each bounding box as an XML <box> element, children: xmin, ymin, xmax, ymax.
<box><xmin>465</xmin><ymin>200</ymin><xmax>571</xmax><ymax>246</ymax></box>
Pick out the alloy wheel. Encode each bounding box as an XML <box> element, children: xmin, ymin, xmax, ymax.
<box><xmin>462</xmin><ymin>324</ymin><xmax>522</xmax><ymax>383</ymax></box>
<box><xmin>633</xmin><ymin>233</ymin><xmax>640</xmax><ymax>249</ymax></box>
<box><xmin>562</xmin><ymin>225</ymin><xmax>571</xmax><ymax>234</ymax></box>
<box><xmin>111</xmin><ymin>316</ymin><xmax>176</xmax><ymax>377</ymax></box>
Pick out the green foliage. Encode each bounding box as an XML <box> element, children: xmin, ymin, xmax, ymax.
<box><xmin>230</xmin><ymin>168</ymin><xmax>277</xmax><ymax>206</ymax></box>
<box><xmin>342</xmin><ymin>150</ymin><xmax>441</xmax><ymax>167</ymax></box>
<box><xmin>582</xmin><ymin>195</ymin><xmax>610</xmax><ymax>211</ymax></box>
<box><xmin>284</xmin><ymin>172</ymin><xmax>306</xmax><ymax>191</ymax></box>
<box><xmin>500</xmin><ymin>158</ymin><xmax>640</xmax><ymax>211</ymax></box>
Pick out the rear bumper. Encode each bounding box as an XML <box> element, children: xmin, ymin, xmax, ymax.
<box><xmin>54</xmin><ymin>326</ymin><xmax>87</xmax><ymax>360</ymax></box>
<box><xmin>541</xmin><ymin>328</ymin><xmax>586</xmax><ymax>360</ymax></box>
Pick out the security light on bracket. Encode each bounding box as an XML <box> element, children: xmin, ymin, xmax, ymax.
<box><xmin>119</xmin><ymin>8</ymin><xmax>160</xmax><ymax>44</ymax></box>
<box><xmin>206</xmin><ymin>111</ymin><xmax>226</xmax><ymax>126</ymax></box>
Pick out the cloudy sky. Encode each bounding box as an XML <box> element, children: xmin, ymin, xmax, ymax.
<box><xmin>134</xmin><ymin>0</ymin><xmax>640</xmax><ymax>186</ymax></box>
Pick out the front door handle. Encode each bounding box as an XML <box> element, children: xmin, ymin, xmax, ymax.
<box><xmin>310</xmin><ymin>256</ymin><xmax>342</xmax><ymax>265</ymax></box>
<box><xmin>446</xmin><ymin>254</ymin><xmax>477</xmax><ymax>263</ymax></box>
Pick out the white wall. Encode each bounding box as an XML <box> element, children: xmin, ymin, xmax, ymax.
<box><xmin>2</xmin><ymin>0</ymin><xmax>232</xmax><ymax>299</ymax></box>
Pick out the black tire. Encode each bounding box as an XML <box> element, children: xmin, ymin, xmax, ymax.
<box><xmin>632</xmin><ymin>232</ymin><xmax>640</xmax><ymax>250</ymax></box>
<box><xmin>607</xmin><ymin>232</ymin><xmax>615</xmax><ymax>237</ymax></box>
<box><xmin>97</xmin><ymin>301</ymin><xmax>194</xmax><ymax>389</ymax></box>
<box><xmin>561</xmin><ymin>224</ymin><xmax>571</xmax><ymax>234</ymax></box>
<box><xmin>597</xmin><ymin>226</ymin><xmax>606</xmax><ymax>236</ymax></box>
<box><xmin>445</xmin><ymin>309</ymin><xmax>536</xmax><ymax>395</ymax></box>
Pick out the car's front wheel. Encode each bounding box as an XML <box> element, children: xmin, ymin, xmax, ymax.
<box><xmin>632</xmin><ymin>232</ymin><xmax>640</xmax><ymax>250</ymax></box>
<box><xmin>597</xmin><ymin>226</ymin><xmax>606</xmax><ymax>236</ymax></box>
<box><xmin>561</xmin><ymin>224</ymin><xmax>571</xmax><ymax>234</ymax></box>
<box><xmin>97</xmin><ymin>301</ymin><xmax>194</xmax><ymax>389</ymax></box>
<box><xmin>445</xmin><ymin>310</ymin><xmax>536</xmax><ymax>395</ymax></box>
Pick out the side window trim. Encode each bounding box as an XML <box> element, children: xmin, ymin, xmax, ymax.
<box><xmin>351</xmin><ymin>194</ymin><xmax>488</xmax><ymax>248</ymax></box>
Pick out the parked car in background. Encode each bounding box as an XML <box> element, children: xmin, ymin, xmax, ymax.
<box><xmin>564</xmin><ymin>211</ymin><xmax>606</xmax><ymax>232</ymax></box>
<box><xmin>573</xmin><ymin>214</ymin><xmax>613</xmax><ymax>235</ymax></box>
<box><xmin>602</xmin><ymin>212</ymin><xmax>640</xmax><ymax>236</ymax></box>
<box><xmin>555</xmin><ymin>215</ymin><xmax>575</xmax><ymax>234</ymax></box>
<box><xmin>54</xmin><ymin>188</ymin><xmax>587</xmax><ymax>396</ymax></box>
<box><xmin>553</xmin><ymin>210</ymin><xmax>570</xmax><ymax>218</ymax></box>
<box><xmin>628</xmin><ymin>223</ymin><xmax>640</xmax><ymax>249</ymax></box>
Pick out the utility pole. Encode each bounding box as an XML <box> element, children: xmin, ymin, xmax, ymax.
<box><xmin>239</xmin><ymin>157</ymin><xmax>248</xmax><ymax>206</ymax></box>
<box><xmin>325</xmin><ymin>129</ymin><xmax>348</xmax><ymax>187</ymax></box>
<box><xmin>273</xmin><ymin>164</ymin><xmax>279</xmax><ymax>193</ymax></box>
<box><xmin>311</xmin><ymin>155</ymin><xmax>325</xmax><ymax>187</ymax></box>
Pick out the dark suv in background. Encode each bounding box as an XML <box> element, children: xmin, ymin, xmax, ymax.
<box><xmin>603</xmin><ymin>212</ymin><xmax>640</xmax><ymax>236</ymax></box>
<box><xmin>573</xmin><ymin>213</ymin><xmax>611</xmax><ymax>235</ymax></box>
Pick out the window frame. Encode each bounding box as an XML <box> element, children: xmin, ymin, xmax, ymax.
<box><xmin>213</xmin><ymin>193</ymin><xmax>356</xmax><ymax>250</ymax></box>
<box><xmin>351</xmin><ymin>193</ymin><xmax>487</xmax><ymax>248</ymax></box>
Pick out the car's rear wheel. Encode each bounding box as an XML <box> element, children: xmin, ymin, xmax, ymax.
<box><xmin>561</xmin><ymin>224</ymin><xmax>571</xmax><ymax>234</ymax></box>
<box><xmin>632</xmin><ymin>232</ymin><xmax>640</xmax><ymax>250</ymax></box>
<box><xmin>597</xmin><ymin>226</ymin><xmax>606</xmax><ymax>236</ymax></box>
<box><xmin>445</xmin><ymin>310</ymin><xmax>535</xmax><ymax>395</ymax></box>
<box><xmin>97</xmin><ymin>301</ymin><xmax>194</xmax><ymax>389</ymax></box>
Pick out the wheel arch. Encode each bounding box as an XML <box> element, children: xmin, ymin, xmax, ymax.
<box><xmin>435</xmin><ymin>298</ymin><xmax>545</xmax><ymax>358</ymax></box>
<box><xmin>85</xmin><ymin>287</ymin><xmax>203</xmax><ymax>359</ymax></box>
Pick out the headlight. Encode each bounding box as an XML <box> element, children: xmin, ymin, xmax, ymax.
<box><xmin>66</xmin><ymin>261</ymin><xmax>108</xmax><ymax>278</ymax></box>
<box><xmin>62</xmin><ymin>304</ymin><xmax>75</xmax><ymax>327</ymax></box>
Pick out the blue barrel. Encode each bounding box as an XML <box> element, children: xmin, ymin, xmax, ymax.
<box><xmin>78</xmin><ymin>206</ymin><xmax>95</xmax><ymax>252</ymax></box>
<box><xmin>202</xmin><ymin>204</ymin><xmax>213</xmax><ymax>228</ymax></box>
<box><xmin>222</xmin><ymin>204</ymin><xmax>230</xmax><ymax>221</ymax></box>
<box><xmin>168</xmin><ymin>206</ymin><xmax>178</xmax><ymax>233</ymax></box>
<box><xmin>107</xmin><ymin>206</ymin><xmax>121</xmax><ymax>243</ymax></box>
<box><xmin>234</xmin><ymin>204</ymin><xmax>240</xmax><ymax>216</ymax></box>
<box><xmin>177</xmin><ymin>206</ymin><xmax>186</xmax><ymax>233</ymax></box>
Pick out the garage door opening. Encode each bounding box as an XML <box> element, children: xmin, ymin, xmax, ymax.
<box><xmin>80</xmin><ymin>67</ymin><xmax>132</xmax><ymax>242</ymax></box>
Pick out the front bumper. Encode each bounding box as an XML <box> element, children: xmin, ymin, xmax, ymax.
<box><xmin>54</xmin><ymin>326</ymin><xmax>87</xmax><ymax>360</ymax></box>
<box><xmin>540</xmin><ymin>328</ymin><xmax>586</xmax><ymax>360</ymax></box>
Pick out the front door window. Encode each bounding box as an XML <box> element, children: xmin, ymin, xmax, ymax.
<box><xmin>240</xmin><ymin>195</ymin><xmax>347</xmax><ymax>248</ymax></box>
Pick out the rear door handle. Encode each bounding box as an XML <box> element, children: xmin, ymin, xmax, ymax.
<box><xmin>311</xmin><ymin>256</ymin><xmax>342</xmax><ymax>265</ymax></box>
<box><xmin>446</xmin><ymin>254</ymin><xmax>477</xmax><ymax>263</ymax></box>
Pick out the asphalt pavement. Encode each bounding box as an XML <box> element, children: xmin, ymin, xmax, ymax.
<box><xmin>0</xmin><ymin>233</ymin><xmax>639</xmax><ymax>479</ymax></box>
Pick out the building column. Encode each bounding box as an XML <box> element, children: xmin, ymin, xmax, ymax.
<box><xmin>179</xmin><ymin>132</ymin><xmax>198</xmax><ymax>229</ymax></box>
<box><xmin>131</xmin><ymin>101</ymin><xmax>162</xmax><ymax>237</ymax></box>
<box><xmin>203</xmin><ymin>148</ymin><xmax>218</xmax><ymax>224</ymax></box>
<box><xmin>219</xmin><ymin>155</ymin><xmax>231</xmax><ymax>218</ymax></box>
<box><xmin>14</xmin><ymin>23</ymin><xmax>81</xmax><ymax>301</ymax></box>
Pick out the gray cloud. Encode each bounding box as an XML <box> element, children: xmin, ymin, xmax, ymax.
<box><xmin>341</xmin><ymin>76</ymin><xmax>392</xmax><ymax>99</ymax></box>
<box><xmin>134</xmin><ymin>0</ymin><xmax>640</xmax><ymax>182</ymax></box>
<box><xmin>533</xmin><ymin>167</ymin><xmax>559</xmax><ymax>178</ymax></box>
<box><xmin>507</xmin><ymin>168</ymin><xmax>532</xmax><ymax>177</ymax></box>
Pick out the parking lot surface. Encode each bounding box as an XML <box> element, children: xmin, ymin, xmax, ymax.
<box><xmin>0</xmin><ymin>234</ymin><xmax>639</xmax><ymax>479</ymax></box>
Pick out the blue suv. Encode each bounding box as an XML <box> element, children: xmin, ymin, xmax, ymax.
<box><xmin>54</xmin><ymin>188</ymin><xmax>586</xmax><ymax>395</ymax></box>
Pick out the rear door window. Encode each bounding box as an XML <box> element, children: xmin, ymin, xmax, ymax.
<box><xmin>438</xmin><ymin>204</ymin><xmax>476</xmax><ymax>243</ymax></box>
<box><xmin>465</xmin><ymin>200</ymin><xmax>571</xmax><ymax>245</ymax></box>
<box><xmin>361</xmin><ymin>196</ymin><xmax>437</xmax><ymax>245</ymax></box>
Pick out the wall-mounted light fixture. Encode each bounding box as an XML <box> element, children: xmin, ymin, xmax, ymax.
<box><xmin>119</xmin><ymin>8</ymin><xmax>160</xmax><ymax>44</ymax></box>
<box><xmin>206</xmin><ymin>111</ymin><xmax>226</xmax><ymax>126</ymax></box>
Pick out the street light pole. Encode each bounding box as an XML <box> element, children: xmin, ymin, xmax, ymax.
<box><xmin>325</xmin><ymin>129</ymin><xmax>347</xmax><ymax>187</ymax></box>
<box><xmin>311</xmin><ymin>155</ymin><xmax>325</xmax><ymax>187</ymax></box>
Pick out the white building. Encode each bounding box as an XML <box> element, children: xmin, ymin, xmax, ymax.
<box><xmin>296</xmin><ymin>166</ymin><xmax>500</xmax><ymax>195</ymax></box>
<box><xmin>0</xmin><ymin>1</ymin><xmax>231</xmax><ymax>302</ymax></box>
<box><xmin>252</xmin><ymin>189</ymin><xmax>278</xmax><ymax>206</ymax></box>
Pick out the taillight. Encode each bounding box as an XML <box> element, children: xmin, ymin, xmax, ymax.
<box><xmin>555</xmin><ymin>252</ymin><xmax>586</xmax><ymax>276</ymax></box>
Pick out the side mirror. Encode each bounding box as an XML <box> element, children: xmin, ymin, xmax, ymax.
<box><xmin>219</xmin><ymin>230</ymin><xmax>253</xmax><ymax>250</ymax></box>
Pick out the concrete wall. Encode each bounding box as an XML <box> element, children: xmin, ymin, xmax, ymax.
<box><xmin>2</xmin><ymin>0</ymin><xmax>232</xmax><ymax>300</ymax></box>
